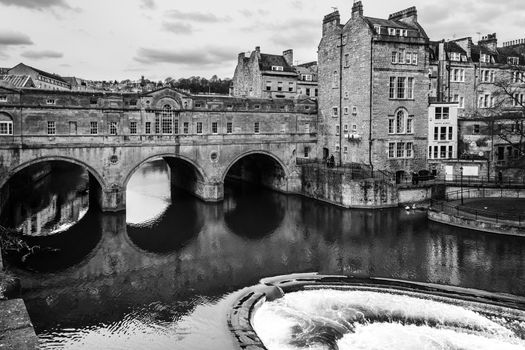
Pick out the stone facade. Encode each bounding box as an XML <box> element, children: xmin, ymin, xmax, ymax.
<box><xmin>232</xmin><ymin>47</ymin><xmax>318</xmax><ymax>100</ymax></box>
<box><xmin>0</xmin><ymin>87</ymin><xmax>318</xmax><ymax>211</ymax></box>
<box><xmin>318</xmin><ymin>2</ymin><xmax>429</xmax><ymax>177</ymax></box>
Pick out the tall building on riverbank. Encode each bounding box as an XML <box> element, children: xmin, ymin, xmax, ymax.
<box><xmin>318</xmin><ymin>2</ymin><xmax>429</xmax><ymax>179</ymax></box>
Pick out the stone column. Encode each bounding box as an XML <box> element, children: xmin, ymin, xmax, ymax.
<box><xmin>98</xmin><ymin>185</ymin><xmax>126</xmax><ymax>212</ymax></box>
<box><xmin>194</xmin><ymin>180</ymin><xmax>224</xmax><ymax>202</ymax></box>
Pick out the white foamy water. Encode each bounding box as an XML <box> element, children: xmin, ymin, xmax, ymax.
<box><xmin>252</xmin><ymin>289</ymin><xmax>525</xmax><ymax>350</ymax></box>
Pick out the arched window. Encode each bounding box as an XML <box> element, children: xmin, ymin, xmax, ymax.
<box><xmin>396</xmin><ymin>110</ymin><xmax>405</xmax><ymax>133</ymax></box>
<box><xmin>160</xmin><ymin>104</ymin><xmax>173</xmax><ymax>134</ymax></box>
<box><xmin>0</xmin><ymin>113</ymin><xmax>13</xmax><ymax>135</ymax></box>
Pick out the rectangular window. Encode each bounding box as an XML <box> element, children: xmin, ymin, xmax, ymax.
<box><xmin>406</xmin><ymin>116</ymin><xmax>413</xmax><ymax>133</ymax></box>
<box><xmin>335</xmin><ymin>125</ymin><xmax>340</xmax><ymax>135</ymax></box>
<box><xmin>145</xmin><ymin>121</ymin><xmax>151</xmax><ymax>134</ymax></box>
<box><xmin>277</xmin><ymin>82</ymin><xmax>283</xmax><ymax>91</ymax></box>
<box><xmin>440</xmin><ymin>145</ymin><xmax>446</xmax><ymax>158</ymax></box>
<box><xmin>391</xmin><ymin>51</ymin><xmax>398</xmax><ymax>64</ymax></box>
<box><xmin>305</xmin><ymin>123</ymin><xmax>310</xmax><ymax>134</ymax></box>
<box><xmin>428</xmin><ymin>146</ymin><xmax>432</xmax><ymax>159</ymax></box>
<box><xmin>388</xmin><ymin>142</ymin><xmax>395</xmax><ymax>158</ymax></box>
<box><xmin>448</xmin><ymin>146</ymin><xmax>453</xmax><ymax>158</ymax></box>
<box><xmin>442</xmin><ymin>107</ymin><xmax>449</xmax><ymax>119</ymax></box>
<box><xmin>0</xmin><ymin>121</ymin><xmax>13</xmax><ymax>135</ymax></box>
<box><xmin>0</xmin><ymin>96</ymin><xmax>7</xmax><ymax>102</ymax></box>
<box><xmin>406</xmin><ymin>77</ymin><xmax>413</xmax><ymax>99</ymax></box>
<box><xmin>212</xmin><ymin>121</ymin><xmax>218</xmax><ymax>134</ymax></box>
<box><xmin>433</xmin><ymin>146</ymin><xmax>438</xmax><ymax>159</ymax></box>
<box><xmin>196</xmin><ymin>122</ymin><xmax>203</xmax><ymax>134</ymax></box>
<box><xmin>388</xmin><ymin>117</ymin><xmax>395</xmax><ymax>134</ymax></box>
<box><xmin>406</xmin><ymin>142</ymin><xmax>413</xmax><ymax>158</ymax></box>
<box><xmin>174</xmin><ymin>119</ymin><xmax>179</xmax><ymax>134</ymax></box>
<box><xmin>412</xmin><ymin>53</ymin><xmax>418</xmax><ymax>65</ymax></box>
<box><xmin>109</xmin><ymin>122</ymin><xmax>117</xmax><ymax>135</ymax></box>
<box><xmin>344</xmin><ymin>54</ymin><xmax>350</xmax><ymax>67</ymax></box>
<box><xmin>450</xmin><ymin>52</ymin><xmax>461</xmax><ymax>61</ymax></box>
<box><xmin>155</xmin><ymin>115</ymin><xmax>160</xmax><ymax>133</ymax></box>
<box><xmin>306</xmin><ymin>88</ymin><xmax>310</xmax><ymax>96</ymax></box>
<box><xmin>440</xmin><ymin>126</ymin><xmax>447</xmax><ymax>140</ymax></box>
<box><xmin>473</xmin><ymin>124</ymin><xmax>480</xmax><ymax>134</ymax></box>
<box><xmin>183</xmin><ymin>122</ymin><xmax>189</xmax><ymax>134</ymax></box>
<box><xmin>434</xmin><ymin>126</ymin><xmax>439</xmax><ymax>140</ymax></box>
<box><xmin>47</xmin><ymin>121</ymin><xmax>56</xmax><ymax>135</ymax></box>
<box><xmin>508</xmin><ymin>57</ymin><xmax>520</xmax><ymax>65</ymax></box>
<box><xmin>343</xmin><ymin>146</ymin><xmax>348</xmax><ymax>154</ymax></box>
<box><xmin>161</xmin><ymin>114</ymin><xmax>173</xmax><ymax>134</ymax></box>
<box><xmin>266</xmin><ymin>81</ymin><xmax>272</xmax><ymax>91</ymax></box>
<box><xmin>448</xmin><ymin>126</ymin><xmax>453</xmax><ymax>140</ymax></box>
<box><xmin>254</xmin><ymin>122</ymin><xmax>260</xmax><ymax>134</ymax></box>
<box><xmin>226</xmin><ymin>122</ymin><xmax>232</xmax><ymax>133</ymax></box>
<box><xmin>130</xmin><ymin>121</ymin><xmax>137</xmax><ymax>134</ymax></box>
<box><xmin>46</xmin><ymin>99</ymin><xmax>56</xmax><ymax>105</ymax></box>
<box><xmin>89</xmin><ymin>121</ymin><xmax>98</xmax><ymax>135</ymax></box>
<box><xmin>397</xmin><ymin>77</ymin><xmax>406</xmax><ymax>99</ymax></box>
<box><xmin>389</xmin><ymin>77</ymin><xmax>396</xmax><ymax>98</ymax></box>
<box><xmin>288</xmin><ymin>82</ymin><xmax>294</xmax><ymax>92</ymax></box>
<box><xmin>304</xmin><ymin>146</ymin><xmax>310</xmax><ymax>158</ymax></box>
<box><xmin>397</xmin><ymin>49</ymin><xmax>405</xmax><ymax>64</ymax></box>
<box><xmin>332</xmin><ymin>107</ymin><xmax>339</xmax><ymax>117</ymax></box>
<box><xmin>396</xmin><ymin>142</ymin><xmax>405</xmax><ymax>158</ymax></box>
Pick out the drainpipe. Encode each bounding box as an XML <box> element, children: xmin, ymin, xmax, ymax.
<box><xmin>369</xmin><ymin>37</ymin><xmax>374</xmax><ymax>176</ymax></box>
<box><xmin>339</xmin><ymin>33</ymin><xmax>344</xmax><ymax>166</ymax></box>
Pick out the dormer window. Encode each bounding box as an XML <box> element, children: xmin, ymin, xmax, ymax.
<box><xmin>271</xmin><ymin>66</ymin><xmax>283</xmax><ymax>71</ymax></box>
<box><xmin>450</xmin><ymin>52</ymin><xmax>461</xmax><ymax>61</ymax></box>
<box><xmin>374</xmin><ymin>25</ymin><xmax>381</xmax><ymax>33</ymax></box>
<box><xmin>461</xmin><ymin>55</ymin><xmax>467</xmax><ymax>62</ymax></box>
<box><xmin>389</xmin><ymin>28</ymin><xmax>407</xmax><ymax>37</ymax></box>
<box><xmin>301</xmin><ymin>74</ymin><xmax>312</xmax><ymax>81</ymax></box>
<box><xmin>388</xmin><ymin>28</ymin><xmax>395</xmax><ymax>35</ymax></box>
<box><xmin>480</xmin><ymin>53</ymin><xmax>492</xmax><ymax>63</ymax></box>
<box><xmin>508</xmin><ymin>57</ymin><xmax>520</xmax><ymax>65</ymax></box>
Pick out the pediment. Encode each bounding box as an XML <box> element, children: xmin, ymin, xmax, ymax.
<box><xmin>141</xmin><ymin>87</ymin><xmax>192</xmax><ymax>110</ymax></box>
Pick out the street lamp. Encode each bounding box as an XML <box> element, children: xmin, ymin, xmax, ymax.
<box><xmin>460</xmin><ymin>166</ymin><xmax>464</xmax><ymax>205</ymax></box>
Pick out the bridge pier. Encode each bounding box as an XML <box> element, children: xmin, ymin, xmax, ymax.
<box><xmin>98</xmin><ymin>186</ymin><xmax>126</xmax><ymax>212</ymax></box>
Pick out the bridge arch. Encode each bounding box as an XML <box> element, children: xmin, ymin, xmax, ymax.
<box><xmin>123</xmin><ymin>153</ymin><xmax>209</xmax><ymax>189</ymax></box>
<box><xmin>0</xmin><ymin>155</ymin><xmax>106</xmax><ymax>191</ymax></box>
<box><xmin>222</xmin><ymin>150</ymin><xmax>291</xmax><ymax>193</ymax></box>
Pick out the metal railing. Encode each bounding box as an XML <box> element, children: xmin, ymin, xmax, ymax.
<box><xmin>430</xmin><ymin>198</ymin><xmax>525</xmax><ymax>227</ymax></box>
<box><xmin>397</xmin><ymin>174</ymin><xmax>525</xmax><ymax>187</ymax></box>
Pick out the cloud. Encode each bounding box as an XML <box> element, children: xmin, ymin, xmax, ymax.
<box><xmin>0</xmin><ymin>0</ymin><xmax>70</xmax><ymax>10</ymax></box>
<box><xmin>0</xmin><ymin>31</ymin><xmax>33</xmax><ymax>46</ymax></box>
<box><xmin>165</xmin><ymin>9</ymin><xmax>230</xmax><ymax>23</ymax></box>
<box><xmin>140</xmin><ymin>0</ymin><xmax>155</xmax><ymax>10</ymax></box>
<box><xmin>21</xmin><ymin>50</ymin><xmax>63</xmax><ymax>59</ymax></box>
<box><xmin>161</xmin><ymin>22</ymin><xmax>193</xmax><ymax>34</ymax></box>
<box><xmin>134</xmin><ymin>46</ymin><xmax>235</xmax><ymax>66</ymax></box>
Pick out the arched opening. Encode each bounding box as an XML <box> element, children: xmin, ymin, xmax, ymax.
<box><xmin>0</xmin><ymin>160</ymin><xmax>104</xmax><ymax>270</ymax></box>
<box><xmin>0</xmin><ymin>112</ymin><xmax>14</xmax><ymax>135</ymax></box>
<box><xmin>125</xmin><ymin>157</ymin><xmax>205</xmax><ymax>253</ymax></box>
<box><xmin>223</xmin><ymin>152</ymin><xmax>288</xmax><ymax>192</ymax></box>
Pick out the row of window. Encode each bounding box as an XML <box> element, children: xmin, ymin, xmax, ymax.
<box><xmin>391</xmin><ymin>50</ymin><xmax>418</xmax><ymax>65</ymax></box>
<box><xmin>332</xmin><ymin>106</ymin><xmax>358</xmax><ymax>117</ymax></box>
<box><xmin>389</xmin><ymin>77</ymin><xmax>414</xmax><ymax>99</ymax></box>
<box><xmin>433</xmin><ymin>126</ymin><xmax>454</xmax><ymax>141</ymax></box>
<box><xmin>388</xmin><ymin>142</ymin><xmax>414</xmax><ymax>159</ymax></box>
<box><xmin>335</xmin><ymin>124</ymin><xmax>358</xmax><ymax>135</ymax></box>
<box><xmin>42</xmin><ymin>121</ymin><xmax>287</xmax><ymax>136</ymax></box>
<box><xmin>428</xmin><ymin>145</ymin><xmax>454</xmax><ymax>159</ymax></box>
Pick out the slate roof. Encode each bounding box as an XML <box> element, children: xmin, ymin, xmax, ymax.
<box><xmin>0</xmin><ymin>75</ymin><xmax>34</xmax><ymax>88</ymax></box>
<box><xmin>364</xmin><ymin>16</ymin><xmax>428</xmax><ymax>39</ymax></box>
<box><xmin>259</xmin><ymin>54</ymin><xmax>296</xmax><ymax>73</ymax></box>
<box><xmin>10</xmin><ymin>63</ymin><xmax>68</xmax><ymax>84</ymax></box>
<box><xmin>444</xmin><ymin>41</ymin><xmax>467</xmax><ymax>55</ymax></box>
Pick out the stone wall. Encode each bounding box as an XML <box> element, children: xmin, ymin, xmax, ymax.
<box><xmin>300</xmin><ymin>166</ymin><xmax>398</xmax><ymax>208</ymax></box>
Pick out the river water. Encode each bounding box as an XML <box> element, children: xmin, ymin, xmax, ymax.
<box><xmin>3</xmin><ymin>159</ymin><xmax>525</xmax><ymax>349</ymax></box>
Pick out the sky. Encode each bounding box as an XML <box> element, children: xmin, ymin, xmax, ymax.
<box><xmin>1</xmin><ymin>0</ymin><xmax>524</xmax><ymax>81</ymax></box>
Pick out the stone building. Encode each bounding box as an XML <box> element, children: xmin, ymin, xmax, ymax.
<box><xmin>429</xmin><ymin>34</ymin><xmax>525</xmax><ymax>178</ymax></box>
<box><xmin>232</xmin><ymin>47</ymin><xmax>318</xmax><ymax>99</ymax></box>
<box><xmin>318</xmin><ymin>2</ymin><xmax>429</xmax><ymax>179</ymax></box>
<box><xmin>7</xmin><ymin>63</ymin><xmax>70</xmax><ymax>90</ymax></box>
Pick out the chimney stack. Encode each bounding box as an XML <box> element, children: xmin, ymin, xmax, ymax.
<box><xmin>352</xmin><ymin>1</ymin><xmax>363</xmax><ymax>19</ymax></box>
<box><xmin>478</xmin><ymin>33</ymin><xmax>497</xmax><ymax>51</ymax></box>
<box><xmin>283</xmin><ymin>49</ymin><xmax>293</xmax><ymax>66</ymax></box>
<box><xmin>388</xmin><ymin>6</ymin><xmax>418</xmax><ymax>24</ymax></box>
<box><xmin>322</xmin><ymin>10</ymin><xmax>340</xmax><ymax>35</ymax></box>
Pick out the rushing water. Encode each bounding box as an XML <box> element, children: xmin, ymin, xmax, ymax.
<box><xmin>3</xmin><ymin>159</ymin><xmax>525</xmax><ymax>349</ymax></box>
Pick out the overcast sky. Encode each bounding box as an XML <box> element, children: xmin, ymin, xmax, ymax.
<box><xmin>0</xmin><ymin>0</ymin><xmax>523</xmax><ymax>81</ymax></box>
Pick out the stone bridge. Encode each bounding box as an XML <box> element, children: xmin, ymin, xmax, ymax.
<box><xmin>0</xmin><ymin>86</ymin><xmax>317</xmax><ymax>211</ymax></box>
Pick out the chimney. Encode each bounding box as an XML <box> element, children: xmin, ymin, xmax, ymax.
<box><xmin>388</xmin><ymin>6</ymin><xmax>418</xmax><ymax>24</ymax></box>
<box><xmin>283</xmin><ymin>49</ymin><xmax>293</xmax><ymax>66</ymax></box>
<box><xmin>352</xmin><ymin>1</ymin><xmax>363</xmax><ymax>19</ymax></box>
<box><xmin>478</xmin><ymin>33</ymin><xmax>497</xmax><ymax>51</ymax></box>
<box><xmin>453</xmin><ymin>37</ymin><xmax>473</xmax><ymax>58</ymax></box>
<box><xmin>238</xmin><ymin>52</ymin><xmax>246</xmax><ymax>64</ymax></box>
<box><xmin>322</xmin><ymin>10</ymin><xmax>340</xmax><ymax>35</ymax></box>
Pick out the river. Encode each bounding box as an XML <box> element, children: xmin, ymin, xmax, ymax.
<box><xmin>3</xmin><ymin>159</ymin><xmax>525</xmax><ymax>349</ymax></box>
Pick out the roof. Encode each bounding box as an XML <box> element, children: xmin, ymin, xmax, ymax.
<box><xmin>10</xmin><ymin>63</ymin><xmax>68</xmax><ymax>84</ymax></box>
<box><xmin>259</xmin><ymin>54</ymin><xmax>296</xmax><ymax>73</ymax></box>
<box><xmin>0</xmin><ymin>75</ymin><xmax>34</xmax><ymax>88</ymax></box>
<box><xmin>365</xmin><ymin>17</ymin><xmax>413</xmax><ymax>30</ymax></box>
<box><xmin>296</xmin><ymin>61</ymin><xmax>317</xmax><ymax>68</ymax></box>
<box><xmin>444</xmin><ymin>41</ymin><xmax>467</xmax><ymax>55</ymax></box>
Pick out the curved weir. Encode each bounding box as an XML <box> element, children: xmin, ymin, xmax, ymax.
<box><xmin>230</xmin><ymin>274</ymin><xmax>525</xmax><ymax>350</ymax></box>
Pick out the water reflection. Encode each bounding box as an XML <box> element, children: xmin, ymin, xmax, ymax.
<box><xmin>1</xmin><ymin>162</ymin><xmax>89</xmax><ymax>236</ymax></box>
<box><xmin>4</xmin><ymin>159</ymin><xmax>525</xmax><ymax>349</ymax></box>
